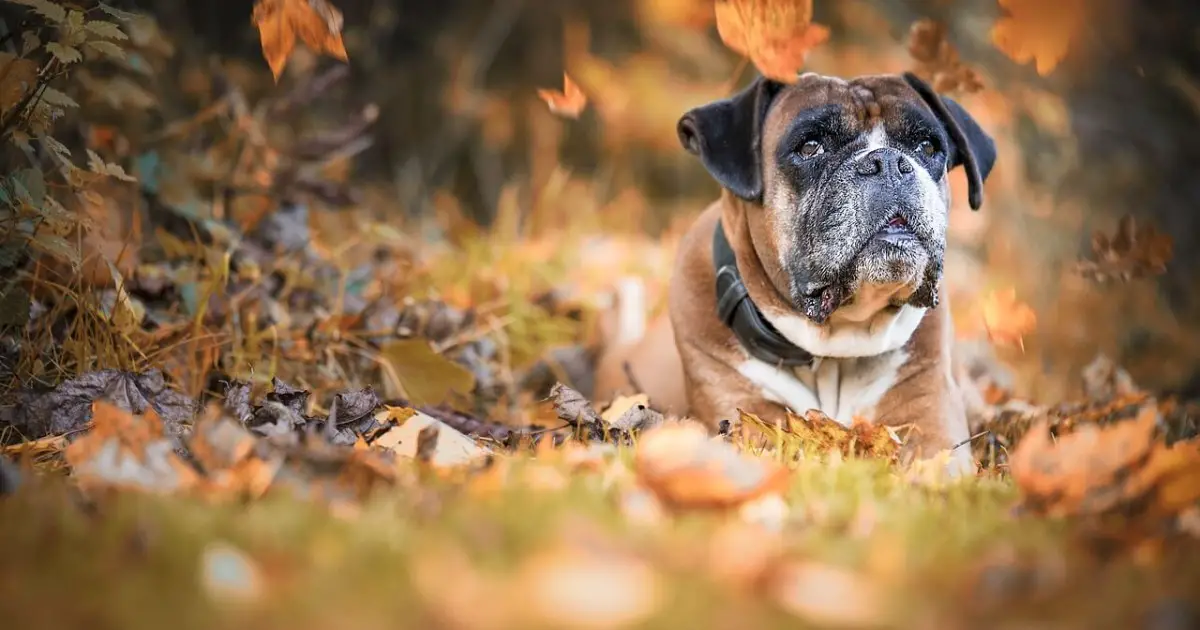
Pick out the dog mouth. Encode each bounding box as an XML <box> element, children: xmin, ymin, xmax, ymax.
<box><xmin>872</xmin><ymin>214</ymin><xmax>918</xmax><ymax>246</ymax></box>
<box><xmin>793</xmin><ymin>214</ymin><xmax>928</xmax><ymax>323</ymax></box>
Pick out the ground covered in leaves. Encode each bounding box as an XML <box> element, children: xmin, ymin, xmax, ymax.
<box><xmin>4</xmin><ymin>0</ymin><xmax>1200</xmax><ymax>628</ymax></box>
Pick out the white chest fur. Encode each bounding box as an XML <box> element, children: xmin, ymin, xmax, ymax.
<box><xmin>736</xmin><ymin>349</ymin><xmax>908</xmax><ymax>426</ymax></box>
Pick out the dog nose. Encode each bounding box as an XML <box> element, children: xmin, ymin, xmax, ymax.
<box><xmin>854</xmin><ymin>148</ymin><xmax>914</xmax><ymax>180</ymax></box>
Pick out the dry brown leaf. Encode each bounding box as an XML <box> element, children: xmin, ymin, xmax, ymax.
<box><xmin>536</xmin><ymin>73</ymin><xmax>588</xmax><ymax>120</ymax></box>
<box><xmin>714</xmin><ymin>0</ymin><xmax>829</xmax><ymax>83</ymax></box>
<box><xmin>0</xmin><ymin>52</ymin><xmax>39</xmax><ymax>115</ymax></box>
<box><xmin>634</xmin><ymin>420</ymin><xmax>790</xmax><ymax>509</ymax></box>
<box><xmin>64</xmin><ymin>401</ymin><xmax>199</xmax><ymax>493</ymax></box>
<box><xmin>1010</xmin><ymin>402</ymin><xmax>1200</xmax><ymax>523</ymax></box>
<box><xmin>980</xmin><ymin>288</ymin><xmax>1037</xmax><ymax>352</ymax></box>
<box><xmin>990</xmin><ymin>0</ymin><xmax>1086</xmax><ymax>76</ymax></box>
<box><xmin>601</xmin><ymin>394</ymin><xmax>649</xmax><ymax>424</ymax></box>
<box><xmin>251</xmin><ymin>0</ymin><xmax>349</xmax><ymax>81</ymax></box>
<box><xmin>373</xmin><ymin>409</ymin><xmax>490</xmax><ymax>469</ymax></box>
<box><xmin>1074</xmin><ymin>214</ymin><xmax>1173</xmax><ymax>284</ymax></box>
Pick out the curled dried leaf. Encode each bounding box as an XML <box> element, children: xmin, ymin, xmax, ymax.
<box><xmin>1074</xmin><ymin>214</ymin><xmax>1173</xmax><ymax>284</ymax></box>
<box><xmin>251</xmin><ymin>0</ymin><xmax>349</xmax><ymax>81</ymax></box>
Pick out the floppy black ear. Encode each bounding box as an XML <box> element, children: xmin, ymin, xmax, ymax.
<box><xmin>942</xmin><ymin>96</ymin><xmax>997</xmax><ymax>184</ymax></box>
<box><xmin>677</xmin><ymin>77</ymin><xmax>783</xmax><ymax>202</ymax></box>
<box><xmin>902</xmin><ymin>72</ymin><xmax>997</xmax><ymax>211</ymax></box>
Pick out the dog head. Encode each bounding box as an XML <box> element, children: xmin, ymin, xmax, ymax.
<box><xmin>677</xmin><ymin>72</ymin><xmax>996</xmax><ymax>324</ymax></box>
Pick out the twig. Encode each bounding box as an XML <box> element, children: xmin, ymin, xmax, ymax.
<box><xmin>269</xmin><ymin>63</ymin><xmax>351</xmax><ymax>115</ymax></box>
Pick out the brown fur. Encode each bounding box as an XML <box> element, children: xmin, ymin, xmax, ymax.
<box><xmin>595</xmin><ymin>73</ymin><xmax>986</xmax><ymax>470</ymax></box>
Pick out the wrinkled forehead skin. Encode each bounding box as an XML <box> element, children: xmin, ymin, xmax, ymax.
<box><xmin>759</xmin><ymin>73</ymin><xmax>935</xmax><ymax>161</ymax></box>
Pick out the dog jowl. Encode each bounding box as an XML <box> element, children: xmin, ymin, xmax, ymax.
<box><xmin>677</xmin><ymin>72</ymin><xmax>996</xmax><ymax>324</ymax></box>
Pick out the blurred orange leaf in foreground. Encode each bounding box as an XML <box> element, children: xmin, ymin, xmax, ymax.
<box><xmin>980</xmin><ymin>287</ymin><xmax>1037</xmax><ymax>352</ymax></box>
<box><xmin>990</xmin><ymin>0</ymin><xmax>1086</xmax><ymax>76</ymax></box>
<box><xmin>714</xmin><ymin>0</ymin><xmax>829</xmax><ymax>83</ymax></box>
<box><xmin>634</xmin><ymin>421</ymin><xmax>790</xmax><ymax>509</ymax></box>
<box><xmin>536</xmin><ymin>72</ymin><xmax>588</xmax><ymax>119</ymax></box>
<box><xmin>251</xmin><ymin>0</ymin><xmax>349</xmax><ymax>81</ymax></box>
<box><xmin>1010</xmin><ymin>404</ymin><xmax>1200</xmax><ymax>524</ymax></box>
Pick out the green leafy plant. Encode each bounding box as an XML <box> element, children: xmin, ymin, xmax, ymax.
<box><xmin>0</xmin><ymin>0</ymin><xmax>140</xmax><ymax>329</ymax></box>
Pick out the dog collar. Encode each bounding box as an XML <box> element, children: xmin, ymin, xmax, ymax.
<box><xmin>712</xmin><ymin>221</ymin><xmax>815</xmax><ymax>368</ymax></box>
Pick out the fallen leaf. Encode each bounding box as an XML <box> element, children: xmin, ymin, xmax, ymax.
<box><xmin>770</xmin><ymin>561</ymin><xmax>888</xmax><ymax>628</ymax></box>
<box><xmin>601</xmin><ymin>394</ymin><xmax>649</xmax><ymax>424</ymax></box>
<box><xmin>714</xmin><ymin>0</ymin><xmax>829</xmax><ymax>82</ymax></box>
<box><xmin>373</xmin><ymin>409</ymin><xmax>490</xmax><ymax>468</ymax></box>
<box><xmin>980</xmin><ymin>288</ymin><xmax>1037</xmax><ymax>352</ymax></box>
<box><xmin>64</xmin><ymin>401</ymin><xmax>199</xmax><ymax>493</ymax></box>
<box><xmin>516</xmin><ymin>544</ymin><xmax>663</xmax><ymax>630</ymax></box>
<box><xmin>548</xmin><ymin>382</ymin><xmax>606</xmax><ymax>439</ymax></box>
<box><xmin>251</xmin><ymin>0</ymin><xmax>349</xmax><ymax>81</ymax></box>
<box><xmin>1010</xmin><ymin>402</ymin><xmax>1200</xmax><ymax>525</ymax></box>
<box><xmin>990</xmin><ymin>0</ymin><xmax>1086</xmax><ymax>76</ymax></box>
<box><xmin>379</xmin><ymin>338</ymin><xmax>476</xmax><ymax>406</ymax></box>
<box><xmin>536</xmin><ymin>73</ymin><xmax>588</xmax><ymax>119</ymax></box>
<box><xmin>0</xmin><ymin>369</ymin><xmax>196</xmax><ymax>441</ymax></box>
<box><xmin>634</xmin><ymin>420</ymin><xmax>790</xmax><ymax>509</ymax></box>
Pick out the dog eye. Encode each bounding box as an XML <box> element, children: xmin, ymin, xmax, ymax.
<box><xmin>798</xmin><ymin>140</ymin><xmax>824</xmax><ymax>158</ymax></box>
<box><xmin>918</xmin><ymin>139</ymin><xmax>938</xmax><ymax>156</ymax></box>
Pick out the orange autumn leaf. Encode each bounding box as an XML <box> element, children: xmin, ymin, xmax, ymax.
<box><xmin>536</xmin><ymin>73</ymin><xmax>588</xmax><ymax>119</ymax></box>
<box><xmin>64</xmin><ymin>401</ymin><xmax>199</xmax><ymax>493</ymax></box>
<box><xmin>251</xmin><ymin>0</ymin><xmax>349</xmax><ymax>81</ymax></box>
<box><xmin>1010</xmin><ymin>403</ymin><xmax>1200</xmax><ymax>522</ymax></box>
<box><xmin>980</xmin><ymin>287</ymin><xmax>1037</xmax><ymax>352</ymax></box>
<box><xmin>714</xmin><ymin>0</ymin><xmax>829</xmax><ymax>83</ymax></box>
<box><xmin>634</xmin><ymin>421</ymin><xmax>790</xmax><ymax>509</ymax></box>
<box><xmin>990</xmin><ymin>0</ymin><xmax>1086</xmax><ymax>76</ymax></box>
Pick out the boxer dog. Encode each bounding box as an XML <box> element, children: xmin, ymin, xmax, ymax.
<box><xmin>593</xmin><ymin>71</ymin><xmax>996</xmax><ymax>476</ymax></box>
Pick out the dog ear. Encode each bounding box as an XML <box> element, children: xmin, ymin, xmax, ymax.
<box><xmin>902</xmin><ymin>72</ymin><xmax>997</xmax><ymax>211</ymax></box>
<box><xmin>677</xmin><ymin>77</ymin><xmax>783</xmax><ymax>202</ymax></box>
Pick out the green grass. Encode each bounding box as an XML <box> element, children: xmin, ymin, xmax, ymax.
<box><xmin>5</xmin><ymin>454</ymin><xmax>1198</xmax><ymax>630</ymax></box>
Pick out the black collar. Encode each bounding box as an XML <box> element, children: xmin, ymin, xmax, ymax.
<box><xmin>713</xmin><ymin>220</ymin><xmax>815</xmax><ymax>368</ymax></box>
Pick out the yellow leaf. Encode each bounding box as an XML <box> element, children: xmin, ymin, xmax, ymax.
<box><xmin>251</xmin><ymin>0</ymin><xmax>349</xmax><ymax>81</ymax></box>
<box><xmin>379</xmin><ymin>338</ymin><xmax>476</xmax><ymax>406</ymax></box>
<box><xmin>990</xmin><ymin>0</ymin><xmax>1085</xmax><ymax>76</ymax></box>
<box><xmin>714</xmin><ymin>0</ymin><xmax>829</xmax><ymax>83</ymax></box>
<box><xmin>45</xmin><ymin>42</ymin><xmax>82</xmax><ymax>65</ymax></box>
<box><xmin>600</xmin><ymin>393</ymin><xmax>649</xmax><ymax>424</ymax></box>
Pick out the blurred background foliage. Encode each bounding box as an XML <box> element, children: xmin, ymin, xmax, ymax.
<box><xmin>2</xmin><ymin>0</ymin><xmax>1199</xmax><ymax>407</ymax></box>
